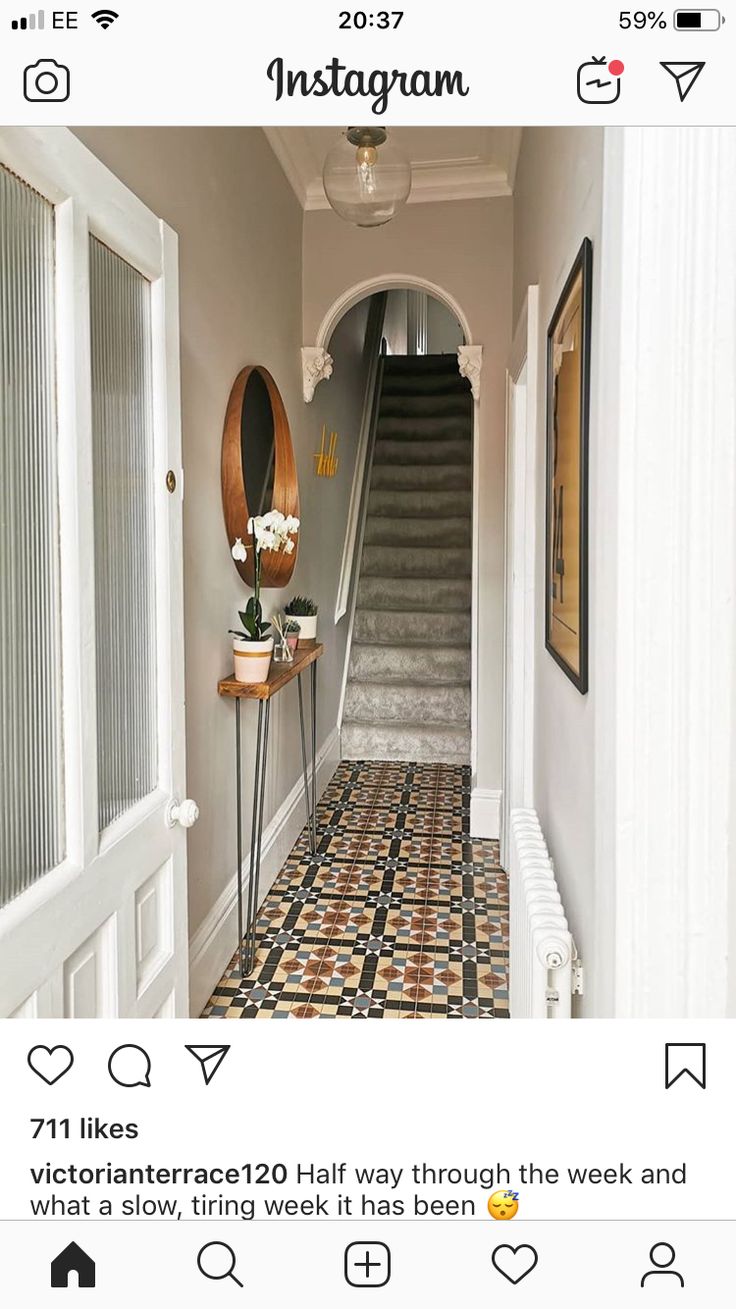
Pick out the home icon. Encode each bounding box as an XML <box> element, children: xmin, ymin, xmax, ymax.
<box><xmin>50</xmin><ymin>1241</ymin><xmax>96</xmax><ymax>1288</ymax></box>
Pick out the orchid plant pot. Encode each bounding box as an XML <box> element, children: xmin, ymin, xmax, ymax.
<box><xmin>233</xmin><ymin>635</ymin><xmax>274</xmax><ymax>684</ymax></box>
<box><xmin>230</xmin><ymin>512</ymin><xmax>299</xmax><ymax>682</ymax></box>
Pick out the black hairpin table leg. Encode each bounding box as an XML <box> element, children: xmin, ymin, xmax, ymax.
<box><xmin>297</xmin><ymin>672</ymin><xmax>315</xmax><ymax>855</ymax></box>
<box><xmin>310</xmin><ymin>658</ymin><xmax>318</xmax><ymax>853</ymax></box>
<box><xmin>235</xmin><ymin>698</ymin><xmax>243</xmax><ymax>975</ymax></box>
<box><xmin>239</xmin><ymin>699</ymin><xmax>271</xmax><ymax>977</ymax></box>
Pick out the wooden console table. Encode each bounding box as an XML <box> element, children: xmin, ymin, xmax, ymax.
<box><xmin>218</xmin><ymin>642</ymin><xmax>323</xmax><ymax>977</ymax></box>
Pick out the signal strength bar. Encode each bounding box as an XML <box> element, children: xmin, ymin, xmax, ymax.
<box><xmin>11</xmin><ymin>8</ymin><xmax>45</xmax><ymax>28</ymax></box>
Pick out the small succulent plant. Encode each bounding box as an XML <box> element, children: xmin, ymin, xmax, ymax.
<box><xmin>284</xmin><ymin>595</ymin><xmax>318</xmax><ymax>617</ymax></box>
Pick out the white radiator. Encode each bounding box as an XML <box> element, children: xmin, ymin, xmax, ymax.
<box><xmin>509</xmin><ymin>809</ymin><xmax>576</xmax><ymax>1019</ymax></box>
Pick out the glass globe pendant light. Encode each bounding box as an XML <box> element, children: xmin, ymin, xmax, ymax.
<box><xmin>322</xmin><ymin>128</ymin><xmax>412</xmax><ymax>227</ymax></box>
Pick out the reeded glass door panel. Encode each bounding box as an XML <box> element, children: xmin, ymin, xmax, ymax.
<box><xmin>0</xmin><ymin>165</ymin><xmax>65</xmax><ymax>908</ymax></box>
<box><xmin>90</xmin><ymin>237</ymin><xmax>157</xmax><ymax>831</ymax></box>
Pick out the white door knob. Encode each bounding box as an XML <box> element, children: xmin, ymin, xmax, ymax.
<box><xmin>166</xmin><ymin>798</ymin><xmax>200</xmax><ymax>829</ymax></box>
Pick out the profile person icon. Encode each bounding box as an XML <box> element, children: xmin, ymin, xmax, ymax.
<box><xmin>641</xmin><ymin>1242</ymin><xmax>685</xmax><ymax>1287</ymax></box>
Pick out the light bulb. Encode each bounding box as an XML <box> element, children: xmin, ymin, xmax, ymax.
<box><xmin>322</xmin><ymin>128</ymin><xmax>412</xmax><ymax>227</ymax></box>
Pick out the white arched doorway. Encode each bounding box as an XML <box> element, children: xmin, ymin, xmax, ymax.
<box><xmin>318</xmin><ymin>274</ymin><xmax>474</xmax><ymax>350</ymax></box>
<box><xmin>302</xmin><ymin>273</ymin><xmax>481</xmax><ymax>406</ymax></box>
<box><xmin>303</xmin><ymin>275</ymin><xmax>487</xmax><ymax>815</ymax></box>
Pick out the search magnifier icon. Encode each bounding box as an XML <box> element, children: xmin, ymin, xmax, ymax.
<box><xmin>197</xmin><ymin>1241</ymin><xmax>244</xmax><ymax>1288</ymax></box>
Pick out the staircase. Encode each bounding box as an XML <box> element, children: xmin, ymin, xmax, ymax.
<box><xmin>342</xmin><ymin>354</ymin><xmax>473</xmax><ymax>765</ymax></box>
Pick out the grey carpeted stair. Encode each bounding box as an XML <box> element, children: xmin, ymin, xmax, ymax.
<box><xmin>342</xmin><ymin>354</ymin><xmax>473</xmax><ymax>766</ymax></box>
<box><xmin>357</xmin><ymin>575</ymin><xmax>471</xmax><ymax>612</ymax></box>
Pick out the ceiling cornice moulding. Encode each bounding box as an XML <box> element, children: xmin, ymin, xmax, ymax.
<box><xmin>264</xmin><ymin>127</ymin><xmax>520</xmax><ymax>212</ymax></box>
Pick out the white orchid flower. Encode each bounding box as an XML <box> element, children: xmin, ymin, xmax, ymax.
<box><xmin>231</xmin><ymin>538</ymin><xmax>247</xmax><ymax>562</ymax></box>
<box><xmin>245</xmin><ymin>508</ymin><xmax>300</xmax><ymax>555</ymax></box>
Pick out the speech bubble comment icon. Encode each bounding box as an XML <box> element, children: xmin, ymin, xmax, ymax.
<box><xmin>108</xmin><ymin>1044</ymin><xmax>152</xmax><ymax>1088</ymax></box>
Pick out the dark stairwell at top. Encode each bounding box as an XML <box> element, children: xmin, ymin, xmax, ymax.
<box><xmin>342</xmin><ymin>353</ymin><xmax>473</xmax><ymax>765</ymax></box>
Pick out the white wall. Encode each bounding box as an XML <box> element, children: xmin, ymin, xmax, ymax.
<box><xmin>427</xmin><ymin>296</ymin><xmax>464</xmax><ymax>354</ymax></box>
<box><xmin>74</xmin><ymin>128</ymin><xmax>372</xmax><ymax>1011</ymax></box>
<box><xmin>303</xmin><ymin>198</ymin><xmax>513</xmax><ymax>801</ymax></box>
<box><xmin>382</xmin><ymin>289</ymin><xmax>408</xmax><ymax>355</ymax></box>
<box><xmin>305</xmin><ymin>292</ymin><xmax>374</xmax><ymax>616</ymax></box>
<box><xmin>382</xmin><ymin>289</ymin><xmax>464</xmax><ymax>355</ymax></box>
<box><xmin>512</xmin><ymin>128</ymin><xmax>604</xmax><ymax>1015</ymax></box>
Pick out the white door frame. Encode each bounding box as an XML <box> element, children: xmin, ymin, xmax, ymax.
<box><xmin>501</xmin><ymin>286</ymin><xmax>539</xmax><ymax>868</ymax></box>
<box><xmin>0</xmin><ymin>127</ymin><xmax>189</xmax><ymax>1018</ymax></box>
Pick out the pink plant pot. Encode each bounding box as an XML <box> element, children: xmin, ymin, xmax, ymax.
<box><xmin>233</xmin><ymin>637</ymin><xmax>274</xmax><ymax>684</ymax></box>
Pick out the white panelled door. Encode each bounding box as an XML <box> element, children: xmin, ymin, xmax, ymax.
<box><xmin>0</xmin><ymin>127</ymin><xmax>194</xmax><ymax>1018</ymax></box>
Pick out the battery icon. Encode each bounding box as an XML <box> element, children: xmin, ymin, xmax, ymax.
<box><xmin>674</xmin><ymin>8</ymin><xmax>724</xmax><ymax>27</ymax></box>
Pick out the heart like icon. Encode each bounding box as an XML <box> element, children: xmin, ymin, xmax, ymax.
<box><xmin>27</xmin><ymin>1045</ymin><xmax>74</xmax><ymax>1085</ymax></box>
<box><xmin>492</xmin><ymin>1243</ymin><xmax>539</xmax><ymax>1285</ymax></box>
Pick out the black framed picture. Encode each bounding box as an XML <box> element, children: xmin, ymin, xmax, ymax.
<box><xmin>545</xmin><ymin>237</ymin><xmax>592</xmax><ymax>694</ymax></box>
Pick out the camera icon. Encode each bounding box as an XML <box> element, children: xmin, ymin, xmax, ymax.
<box><xmin>23</xmin><ymin>59</ymin><xmax>70</xmax><ymax>103</ymax></box>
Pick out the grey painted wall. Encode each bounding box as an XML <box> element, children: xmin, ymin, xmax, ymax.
<box><xmin>513</xmin><ymin>127</ymin><xmax>604</xmax><ymax>1015</ymax></box>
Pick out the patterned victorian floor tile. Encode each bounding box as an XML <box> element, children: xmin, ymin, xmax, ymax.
<box><xmin>202</xmin><ymin>761</ymin><xmax>509</xmax><ymax>1020</ymax></box>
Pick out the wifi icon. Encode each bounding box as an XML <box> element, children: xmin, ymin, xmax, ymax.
<box><xmin>91</xmin><ymin>8</ymin><xmax>118</xmax><ymax>27</ymax></box>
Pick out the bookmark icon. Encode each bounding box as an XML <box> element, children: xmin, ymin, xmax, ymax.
<box><xmin>664</xmin><ymin>1042</ymin><xmax>706</xmax><ymax>1089</ymax></box>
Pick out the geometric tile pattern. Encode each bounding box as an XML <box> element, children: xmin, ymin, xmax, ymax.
<box><xmin>202</xmin><ymin>761</ymin><xmax>509</xmax><ymax>1019</ymax></box>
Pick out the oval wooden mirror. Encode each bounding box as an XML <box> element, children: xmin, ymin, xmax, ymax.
<box><xmin>221</xmin><ymin>365</ymin><xmax>299</xmax><ymax>588</ymax></box>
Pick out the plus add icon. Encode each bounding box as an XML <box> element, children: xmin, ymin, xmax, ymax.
<box><xmin>344</xmin><ymin>1242</ymin><xmax>392</xmax><ymax>1288</ymax></box>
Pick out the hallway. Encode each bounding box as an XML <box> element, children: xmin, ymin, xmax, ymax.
<box><xmin>204</xmin><ymin>761</ymin><xmax>508</xmax><ymax>1019</ymax></box>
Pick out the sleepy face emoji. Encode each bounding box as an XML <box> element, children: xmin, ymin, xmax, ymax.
<box><xmin>488</xmin><ymin>1189</ymin><xmax>519</xmax><ymax>1220</ymax></box>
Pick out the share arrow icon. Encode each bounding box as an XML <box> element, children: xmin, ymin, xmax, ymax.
<box><xmin>660</xmin><ymin>61</ymin><xmax>706</xmax><ymax>102</ymax></box>
<box><xmin>185</xmin><ymin>1044</ymin><xmax>230</xmax><ymax>1086</ymax></box>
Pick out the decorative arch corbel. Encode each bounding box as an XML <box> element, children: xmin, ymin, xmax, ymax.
<box><xmin>301</xmin><ymin>347</ymin><xmax>334</xmax><ymax>404</ymax></box>
<box><xmin>457</xmin><ymin>344</ymin><xmax>483</xmax><ymax>400</ymax></box>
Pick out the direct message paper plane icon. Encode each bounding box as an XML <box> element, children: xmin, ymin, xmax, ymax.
<box><xmin>185</xmin><ymin>1044</ymin><xmax>230</xmax><ymax>1086</ymax></box>
<box><xmin>661</xmin><ymin>61</ymin><xmax>706</xmax><ymax>102</ymax></box>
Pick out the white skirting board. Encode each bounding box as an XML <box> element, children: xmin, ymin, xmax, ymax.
<box><xmin>188</xmin><ymin>727</ymin><xmax>341</xmax><ymax>1017</ymax></box>
<box><xmin>470</xmin><ymin>788</ymin><xmax>502</xmax><ymax>840</ymax></box>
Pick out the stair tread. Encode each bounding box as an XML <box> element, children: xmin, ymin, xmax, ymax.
<box><xmin>343</xmin><ymin>718</ymin><xmax>469</xmax><ymax>733</ymax></box>
<box><xmin>344</xmin><ymin>681</ymin><xmax>470</xmax><ymax>726</ymax></box>
<box><xmin>368</xmin><ymin>494</ymin><xmax>472</xmax><ymax>514</ymax></box>
<box><xmin>347</xmin><ymin>680</ymin><xmax>469</xmax><ymax>691</ymax></box>
<box><xmin>363</xmin><ymin>534</ymin><xmax>471</xmax><ymax>549</ymax></box>
<box><xmin>366</xmin><ymin>513</ymin><xmax>469</xmax><ymax>524</ymax></box>
<box><xmin>357</xmin><ymin>579</ymin><xmax>472</xmax><ymax>613</ymax></box>
<box><xmin>341</xmin><ymin>720</ymin><xmax>471</xmax><ymax>764</ymax></box>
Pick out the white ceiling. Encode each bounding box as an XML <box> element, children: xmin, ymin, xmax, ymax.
<box><xmin>263</xmin><ymin>127</ymin><xmax>522</xmax><ymax>210</ymax></box>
